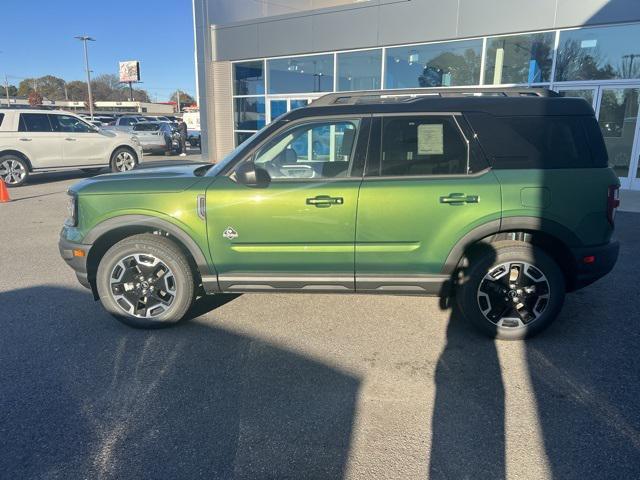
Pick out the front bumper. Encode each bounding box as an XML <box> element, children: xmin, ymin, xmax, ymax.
<box><xmin>571</xmin><ymin>241</ymin><xmax>619</xmax><ymax>290</ymax></box>
<box><xmin>58</xmin><ymin>230</ymin><xmax>92</xmax><ymax>290</ymax></box>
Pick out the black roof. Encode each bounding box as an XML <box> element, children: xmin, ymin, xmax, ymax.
<box><xmin>285</xmin><ymin>88</ymin><xmax>594</xmax><ymax>120</ymax></box>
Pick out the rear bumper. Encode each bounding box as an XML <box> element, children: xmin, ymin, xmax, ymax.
<box><xmin>58</xmin><ymin>231</ymin><xmax>92</xmax><ymax>290</ymax></box>
<box><xmin>571</xmin><ymin>241</ymin><xmax>619</xmax><ymax>290</ymax></box>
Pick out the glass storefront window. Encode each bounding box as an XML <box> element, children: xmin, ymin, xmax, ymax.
<box><xmin>235</xmin><ymin>131</ymin><xmax>257</xmax><ymax>147</ymax></box>
<box><xmin>234</xmin><ymin>97</ymin><xmax>265</xmax><ymax>130</ymax></box>
<box><xmin>484</xmin><ymin>32</ymin><xmax>555</xmax><ymax>85</ymax></box>
<box><xmin>598</xmin><ymin>88</ymin><xmax>639</xmax><ymax>178</ymax></box>
<box><xmin>556</xmin><ymin>24</ymin><xmax>640</xmax><ymax>81</ymax></box>
<box><xmin>385</xmin><ymin>39</ymin><xmax>482</xmax><ymax>89</ymax></box>
<box><xmin>268</xmin><ymin>54</ymin><xmax>334</xmax><ymax>94</ymax></box>
<box><xmin>337</xmin><ymin>49</ymin><xmax>382</xmax><ymax>91</ymax></box>
<box><xmin>234</xmin><ymin>61</ymin><xmax>265</xmax><ymax>96</ymax></box>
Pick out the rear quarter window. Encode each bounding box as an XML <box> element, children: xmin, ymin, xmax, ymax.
<box><xmin>466</xmin><ymin>113</ymin><xmax>601</xmax><ymax>169</ymax></box>
<box><xmin>0</xmin><ymin>113</ymin><xmax>4</xmax><ymax>127</ymax></box>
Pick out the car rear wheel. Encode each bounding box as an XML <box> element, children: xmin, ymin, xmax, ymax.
<box><xmin>96</xmin><ymin>234</ymin><xmax>195</xmax><ymax>328</ymax></box>
<box><xmin>456</xmin><ymin>241</ymin><xmax>565</xmax><ymax>340</ymax></box>
<box><xmin>0</xmin><ymin>155</ymin><xmax>29</xmax><ymax>187</ymax></box>
<box><xmin>110</xmin><ymin>148</ymin><xmax>138</xmax><ymax>173</ymax></box>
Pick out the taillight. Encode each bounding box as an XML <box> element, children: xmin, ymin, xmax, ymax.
<box><xmin>607</xmin><ymin>184</ymin><xmax>620</xmax><ymax>226</ymax></box>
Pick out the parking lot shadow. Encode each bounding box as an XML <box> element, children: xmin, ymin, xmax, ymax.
<box><xmin>0</xmin><ymin>286</ymin><xmax>360</xmax><ymax>479</ymax></box>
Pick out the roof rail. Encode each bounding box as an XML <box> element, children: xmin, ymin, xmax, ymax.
<box><xmin>311</xmin><ymin>87</ymin><xmax>559</xmax><ymax>106</ymax></box>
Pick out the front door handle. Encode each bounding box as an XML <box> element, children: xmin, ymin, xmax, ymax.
<box><xmin>306</xmin><ymin>195</ymin><xmax>344</xmax><ymax>208</ymax></box>
<box><xmin>440</xmin><ymin>193</ymin><xmax>479</xmax><ymax>205</ymax></box>
<box><xmin>65</xmin><ymin>138</ymin><xmax>77</xmax><ymax>141</ymax></box>
<box><xmin>19</xmin><ymin>138</ymin><xmax>32</xmax><ymax>142</ymax></box>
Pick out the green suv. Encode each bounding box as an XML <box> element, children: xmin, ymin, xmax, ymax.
<box><xmin>59</xmin><ymin>88</ymin><xmax>620</xmax><ymax>339</ymax></box>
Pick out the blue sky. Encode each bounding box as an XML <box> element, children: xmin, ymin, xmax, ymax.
<box><xmin>1</xmin><ymin>0</ymin><xmax>196</xmax><ymax>101</ymax></box>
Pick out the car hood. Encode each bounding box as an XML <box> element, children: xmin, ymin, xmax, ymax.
<box><xmin>70</xmin><ymin>162</ymin><xmax>212</xmax><ymax>195</ymax></box>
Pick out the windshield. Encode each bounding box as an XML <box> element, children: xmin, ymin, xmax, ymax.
<box><xmin>206</xmin><ymin>131</ymin><xmax>262</xmax><ymax>177</ymax></box>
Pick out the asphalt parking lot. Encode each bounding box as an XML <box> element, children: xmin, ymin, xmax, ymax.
<box><xmin>1</xmin><ymin>161</ymin><xmax>640</xmax><ymax>479</ymax></box>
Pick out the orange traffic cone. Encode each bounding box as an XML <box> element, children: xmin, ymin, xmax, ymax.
<box><xmin>0</xmin><ymin>178</ymin><xmax>10</xmax><ymax>203</ymax></box>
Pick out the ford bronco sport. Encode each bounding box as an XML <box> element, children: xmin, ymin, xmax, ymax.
<box><xmin>59</xmin><ymin>88</ymin><xmax>620</xmax><ymax>339</ymax></box>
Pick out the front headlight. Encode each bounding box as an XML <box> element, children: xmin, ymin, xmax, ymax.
<box><xmin>65</xmin><ymin>191</ymin><xmax>78</xmax><ymax>227</ymax></box>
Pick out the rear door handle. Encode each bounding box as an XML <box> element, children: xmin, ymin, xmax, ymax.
<box><xmin>306</xmin><ymin>195</ymin><xmax>344</xmax><ymax>208</ymax></box>
<box><xmin>19</xmin><ymin>138</ymin><xmax>32</xmax><ymax>142</ymax></box>
<box><xmin>65</xmin><ymin>138</ymin><xmax>77</xmax><ymax>141</ymax></box>
<box><xmin>440</xmin><ymin>193</ymin><xmax>479</xmax><ymax>205</ymax></box>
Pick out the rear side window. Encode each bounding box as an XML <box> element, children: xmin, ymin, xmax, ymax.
<box><xmin>379</xmin><ymin>116</ymin><xmax>468</xmax><ymax>176</ymax></box>
<box><xmin>466</xmin><ymin>113</ymin><xmax>597</xmax><ymax>169</ymax></box>
<box><xmin>19</xmin><ymin>113</ymin><xmax>53</xmax><ymax>132</ymax></box>
<box><xmin>133</xmin><ymin>123</ymin><xmax>160</xmax><ymax>131</ymax></box>
<box><xmin>0</xmin><ymin>113</ymin><xmax>4</xmax><ymax>127</ymax></box>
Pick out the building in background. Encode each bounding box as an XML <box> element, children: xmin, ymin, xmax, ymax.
<box><xmin>193</xmin><ymin>0</ymin><xmax>640</xmax><ymax>189</ymax></box>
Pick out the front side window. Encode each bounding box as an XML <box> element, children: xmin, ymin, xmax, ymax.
<box><xmin>19</xmin><ymin>113</ymin><xmax>53</xmax><ymax>132</ymax></box>
<box><xmin>379</xmin><ymin>116</ymin><xmax>468</xmax><ymax>176</ymax></box>
<box><xmin>254</xmin><ymin>119</ymin><xmax>360</xmax><ymax>180</ymax></box>
<box><xmin>133</xmin><ymin>123</ymin><xmax>161</xmax><ymax>132</ymax></box>
<box><xmin>50</xmin><ymin>115</ymin><xmax>93</xmax><ymax>133</ymax></box>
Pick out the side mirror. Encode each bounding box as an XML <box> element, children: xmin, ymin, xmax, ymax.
<box><xmin>235</xmin><ymin>161</ymin><xmax>271</xmax><ymax>188</ymax></box>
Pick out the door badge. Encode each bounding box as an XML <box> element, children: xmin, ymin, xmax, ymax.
<box><xmin>223</xmin><ymin>227</ymin><xmax>238</xmax><ymax>240</ymax></box>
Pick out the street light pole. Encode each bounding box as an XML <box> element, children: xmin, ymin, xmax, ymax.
<box><xmin>75</xmin><ymin>35</ymin><xmax>95</xmax><ymax>119</ymax></box>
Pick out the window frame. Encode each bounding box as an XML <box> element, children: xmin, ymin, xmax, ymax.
<box><xmin>367</xmin><ymin>112</ymin><xmax>476</xmax><ymax>179</ymax></box>
<box><xmin>227</xmin><ymin>114</ymin><xmax>370</xmax><ymax>183</ymax></box>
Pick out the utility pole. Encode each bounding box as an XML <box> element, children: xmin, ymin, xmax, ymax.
<box><xmin>176</xmin><ymin>90</ymin><xmax>181</xmax><ymax>113</ymax></box>
<box><xmin>63</xmin><ymin>81</ymin><xmax>69</xmax><ymax>101</ymax></box>
<box><xmin>75</xmin><ymin>35</ymin><xmax>96</xmax><ymax>119</ymax></box>
<box><xmin>4</xmin><ymin>75</ymin><xmax>10</xmax><ymax>108</ymax></box>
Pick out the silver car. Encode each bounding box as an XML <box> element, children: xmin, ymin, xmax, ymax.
<box><xmin>132</xmin><ymin>122</ymin><xmax>177</xmax><ymax>154</ymax></box>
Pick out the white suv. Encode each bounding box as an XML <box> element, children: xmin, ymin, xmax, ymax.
<box><xmin>0</xmin><ymin>109</ymin><xmax>143</xmax><ymax>186</ymax></box>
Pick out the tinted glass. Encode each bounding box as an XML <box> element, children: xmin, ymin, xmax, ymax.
<box><xmin>120</xmin><ymin>117</ymin><xmax>136</xmax><ymax>126</ymax></box>
<box><xmin>337</xmin><ymin>49</ymin><xmax>382</xmax><ymax>91</ymax></box>
<box><xmin>556</xmin><ymin>24</ymin><xmax>640</xmax><ymax>81</ymax></box>
<box><xmin>484</xmin><ymin>32</ymin><xmax>555</xmax><ymax>84</ymax></box>
<box><xmin>235</xmin><ymin>131</ymin><xmax>256</xmax><ymax>147</ymax></box>
<box><xmin>234</xmin><ymin>97</ymin><xmax>266</xmax><ymax>130</ymax></box>
<box><xmin>254</xmin><ymin>120</ymin><xmax>360</xmax><ymax>179</ymax></box>
<box><xmin>133</xmin><ymin>123</ymin><xmax>161</xmax><ymax>131</ymax></box>
<box><xmin>19</xmin><ymin>113</ymin><xmax>52</xmax><ymax>132</ymax></box>
<box><xmin>385</xmin><ymin>39</ymin><xmax>482</xmax><ymax>89</ymax></box>
<box><xmin>50</xmin><ymin>115</ymin><xmax>92</xmax><ymax>133</ymax></box>
<box><xmin>0</xmin><ymin>113</ymin><xmax>4</xmax><ymax>127</ymax></box>
<box><xmin>234</xmin><ymin>60</ymin><xmax>265</xmax><ymax>95</ymax></box>
<box><xmin>270</xmin><ymin>100</ymin><xmax>287</xmax><ymax>121</ymax></box>
<box><xmin>380</xmin><ymin>116</ymin><xmax>468</xmax><ymax>176</ymax></box>
<box><xmin>466</xmin><ymin>113</ymin><xmax>595</xmax><ymax>169</ymax></box>
<box><xmin>268</xmin><ymin>54</ymin><xmax>334</xmax><ymax>94</ymax></box>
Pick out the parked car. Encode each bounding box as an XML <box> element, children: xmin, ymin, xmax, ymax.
<box><xmin>132</xmin><ymin>122</ymin><xmax>179</xmax><ymax>155</ymax></box>
<box><xmin>106</xmin><ymin>116</ymin><xmax>146</xmax><ymax>133</ymax></box>
<box><xmin>0</xmin><ymin>109</ymin><xmax>143</xmax><ymax>186</ymax></box>
<box><xmin>59</xmin><ymin>88</ymin><xmax>620</xmax><ymax>339</ymax></box>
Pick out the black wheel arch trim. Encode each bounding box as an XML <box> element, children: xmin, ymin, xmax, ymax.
<box><xmin>441</xmin><ymin>216</ymin><xmax>583</xmax><ymax>275</ymax></box>
<box><xmin>83</xmin><ymin>215</ymin><xmax>214</xmax><ymax>277</ymax></box>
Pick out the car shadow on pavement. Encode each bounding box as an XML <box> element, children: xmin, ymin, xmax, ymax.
<box><xmin>0</xmin><ymin>286</ymin><xmax>360</xmax><ymax>480</ymax></box>
<box><xmin>429</xmin><ymin>212</ymin><xmax>640</xmax><ymax>479</ymax></box>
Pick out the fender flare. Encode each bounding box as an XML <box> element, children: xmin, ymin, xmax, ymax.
<box><xmin>441</xmin><ymin>216</ymin><xmax>582</xmax><ymax>275</ymax></box>
<box><xmin>83</xmin><ymin>214</ymin><xmax>213</xmax><ymax>276</ymax></box>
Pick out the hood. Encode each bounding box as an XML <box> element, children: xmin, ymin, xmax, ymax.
<box><xmin>70</xmin><ymin>162</ymin><xmax>211</xmax><ymax>195</ymax></box>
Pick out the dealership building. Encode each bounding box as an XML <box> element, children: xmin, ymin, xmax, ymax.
<box><xmin>193</xmin><ymin>0</ymin><xmax>640</xmax><ymax>189</ymax></box>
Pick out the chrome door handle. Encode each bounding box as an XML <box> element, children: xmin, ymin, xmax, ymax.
<box><xmin>19</xmin><ymin>138</ymin><xmax>32</xmax><ymax>142</ymax></box>
<box><xmin>440</xmin><ymin>193</ymin><xmax>479</xmax><ymax>205</ymax></box>
<box><xmin>65</xmin><ymin>138</ymin><xmax>77</xmax><ymax>141</ymax></box>
<box><xmin>306</xmin><ymin>195</ymin><xmax>344</xmax><ymax>208</ymax></box>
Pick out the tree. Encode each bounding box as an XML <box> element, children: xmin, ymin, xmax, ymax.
<box><xmin>5</xmin><ymin>85</ymin><xmax>17</xmax><ymax>97</ymax></box>
<box><xmin>28</xmin><ymin>90</ymin><xmax>43</xmax><ymax>106</ymax></box>
<box><xmin>65</xmin><ymin>80</ymin><xmax>89</xmax><ymax>101</ymax></box>
<box><xmin>170</xmin><ymin>90</ymin><xmax>196</xmax><ymax>106</ymax></box>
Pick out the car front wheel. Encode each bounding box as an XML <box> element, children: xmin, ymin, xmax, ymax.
<box><xmin>0</xmin><ymin>155</ymin><xmax>29</xmax><ymax>187</ymax></box>
<box><xmin>110</xmin><ymin>147</ymin><xmax>138</xmax><ymax>172</ymax></box>
<box><xmin>96</xmin><ymin>234</ymin><xmax>195</xmax><ymax>328</ymax></box>
<box><xmin>456</xmin><ymin>241</ymin><xmax>565</xmax><ymax>340</ymax></box>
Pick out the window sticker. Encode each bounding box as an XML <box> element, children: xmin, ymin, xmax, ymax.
<box><xmin>418</xmin><ymin>124</ymin><xmax>444</xmax><ymax>155</ymax></box>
